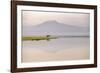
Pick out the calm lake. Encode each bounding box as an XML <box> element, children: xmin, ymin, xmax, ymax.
<box><xmin>22</xmin><ymin>37</ymin><xmax>90</xmax><ymax>62</ymax></box>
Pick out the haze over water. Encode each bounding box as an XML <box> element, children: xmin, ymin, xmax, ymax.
<box><xmin>22</xmin><ymin>11</ymin><xmax>90</xmax><ymax>62</ymax></box>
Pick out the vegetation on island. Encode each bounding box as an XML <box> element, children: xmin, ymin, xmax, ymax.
<box><xmin>22</xmin><ymin>35</ymin><xmax>57</xmax><ymax>41</ymax></box>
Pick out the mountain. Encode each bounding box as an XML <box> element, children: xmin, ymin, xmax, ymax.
<box><xmin>23</xmin><ymin>20</ymin><xmax>89</xmax><ymax>36</ymax></box>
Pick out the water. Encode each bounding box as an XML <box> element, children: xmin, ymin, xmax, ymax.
<box><xmin>22</xmin><ymin>37</ymin><xmax>89</xmax><ymax>51</ymax></box>
<box><xmin>22</xmin><ymin>37</ymin><xmax>90</xmax><ymax>62</ymax></box>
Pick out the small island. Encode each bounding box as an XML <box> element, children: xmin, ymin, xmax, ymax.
<box><xmin>22</xmin><ymin>35</ymin><xmax>57</xmax><ymax>41</ymax></box>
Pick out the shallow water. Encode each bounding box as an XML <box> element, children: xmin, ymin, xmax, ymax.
<box><xmin>22</xmin><ymin>37</ymin><xmax>90</xmax><ymax>52</ymax></box>
<box><xmin>22</xmin><ymin>37</ymin><xmax>90</xmax><ymax>62</ymax></box>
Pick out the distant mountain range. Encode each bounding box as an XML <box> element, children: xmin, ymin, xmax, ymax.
<box><xmin>23</xmin><ymin>20</ymin><xmax>89</xmax><ymax>36</ymax></box>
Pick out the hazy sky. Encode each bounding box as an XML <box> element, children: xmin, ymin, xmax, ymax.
<box><xmin>22</xmin><ymin>10</ymin><xmax>90</xmax><ymax>27</ymax></box>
